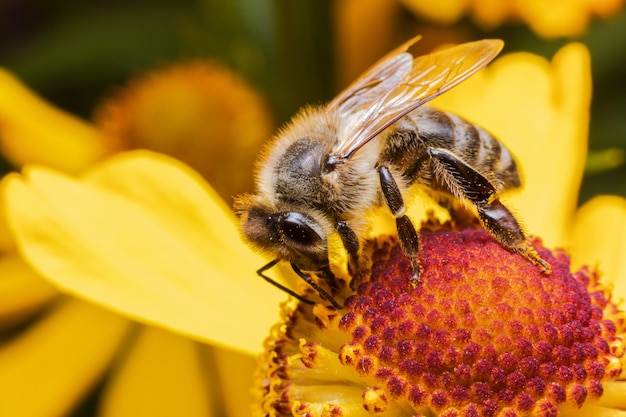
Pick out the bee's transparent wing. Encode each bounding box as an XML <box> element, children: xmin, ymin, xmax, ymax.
<box><xmin>327</xmin><ymin>36</ymin><xmax>421</xmax><ymax>116</ymax></box>
<box><xmin>328</xmin><ymin>39</ymin><xmax>504</xmax><ymax>163</ymax></box>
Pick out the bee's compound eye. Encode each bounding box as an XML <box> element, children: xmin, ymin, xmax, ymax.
<box><xmin>273</xmin><ymin>212</ymin><xmax>324</xmax><ymax>248</ymax></box>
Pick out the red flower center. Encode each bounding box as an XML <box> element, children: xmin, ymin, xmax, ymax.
<box><xmin>256</xmin><ymin>227</ymin><xmax>625</xmax><ymax>417</ymax></box>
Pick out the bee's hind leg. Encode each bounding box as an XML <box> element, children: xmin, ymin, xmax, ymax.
<box><xmin>475</xmin><ymin>202</ymin><xmax>551</xmax><ymax>274</ymax></box>
<box><xmin>428</xmin><ymin>148</ymin><xmax>551</xmax><ymax>274</ymax></box>
<box><xmin>378</xmin><ymin>165</ymin><xmax>422</xmax><ymax>285</ymax></box>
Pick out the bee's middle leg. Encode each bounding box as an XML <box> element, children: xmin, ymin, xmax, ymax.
<box><xmin>428</xmin><ymin>148</ymin><xmax>551</xmax><ymax>274</ymax></box>
<box><xmin>378</xmin><ymin>165</ymin><xmax>421</xmax><ymax>283</ymax></box>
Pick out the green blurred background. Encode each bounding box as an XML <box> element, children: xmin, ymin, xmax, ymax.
<box><xmin>1</xmin><ymin>0</ymin><xmax>625</xmax><ymax>203</ymax></box>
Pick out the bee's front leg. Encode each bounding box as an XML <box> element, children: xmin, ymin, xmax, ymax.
<box><xmin>378</xmin><ymin>165</ymin><xmax>421</xmax><ymax>284</ymax></box>
<box><xmin>257</xmin><ymin>259</ymin><xmax>315</xmax><ymax>305</ymax></box>
<box><xmin>290</xmin><ymin>263</ymin><xmax>344</xmax><ymax>309</ymax></box>
<box><xmin>257</xmin><ymin>260</ymin><xmax>343</xmax><ymax>308</ymax></box>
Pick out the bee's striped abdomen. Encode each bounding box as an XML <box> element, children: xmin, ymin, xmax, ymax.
<box><xmin>385</xmin><ymin>106</ymin><xmax>521</xmax><ymax>191</ymax></box>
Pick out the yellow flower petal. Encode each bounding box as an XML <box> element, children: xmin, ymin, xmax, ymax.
<box><xmin>209</xmin><ymin>346</ymin><xmax>258</xmax><ymax>417</ymax></box>
<box><xmin>0</xmin><ymin>298</ymin><xmax>130</xmax><ymax>417</ymax></box>
<box><xmin>3</xmin><ymin>151</ymin><xmax>285</xmax><ymax>355</ymax></box>
<box><xmin>520</xmin><ymin>0</ymin><xmax>589</xmax><ymax>38</ymax></box>
<box><xmin>431</xmin><ymin>43</ymin><xmax>591</xmax><ymax>249</ymax></box>
<box><xmin>100</xmin><ymin>326</ymin><xmax>214</xmax><ymax>417</ymax></box>
<box><xmin>0</xmin><ymin>68</ymin><xmax>107</xmax><ymax>173</ymax></box>
<box><xmin>0</xmin><ymin>254</ymin><xmax>58</xmax><ymax>330</ymax></box>
<box><xmin>596</xmin><ymin>380</ymin><xmax>626</xmax><ymax>410</ymax></box>
<box><xmin>571</xmin><ymin>195</ymin><xmax>626</xmax><ymax>300</ymax></box>
<box><xmin>401</xmin><ymin>0</ymin><xmax>625</xmax><ymax>37</ymax></box>
<box><xmin>470</xmin><ymin>0</ymin><xmax>514</xmax><ymax>28</ymax></box>
<box><xmin>0</xmin><ymin>204</ymin><xmax>16</xmax><ymax>252</ymax></box>
<box><xmin>400</xmin><ymin>0</ymin><xmax>467</xmax><ymax>24</ymax></box>
<box><xmin>83</xmin><ymin>150</ymin><xmax>247</xmax><ymax>261</ymax></box>
<box><xmin>517</xmin><ymin>0</ymin><xmax>626</xmax><ymax>38</ymax></box>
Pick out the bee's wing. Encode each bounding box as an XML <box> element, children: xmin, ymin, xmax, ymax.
<box><xmin>328</xmin><ymin>39</ymin><xmax>504</xmax><ymax>163</ymax></box>
<box><xmin>327</xmin><ymin>35</ymin><xmax>422</xmax><ymax>115</ymax></box>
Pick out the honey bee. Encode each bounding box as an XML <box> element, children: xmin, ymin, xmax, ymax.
<box><xmin>235</xmin><ymin>36</ymin><xmax>551</xmax><ymax>308</ymax></box>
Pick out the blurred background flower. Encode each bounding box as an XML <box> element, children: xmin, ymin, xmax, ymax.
<box><xmin>92</xmin><ymin>59</ymin><xmax>275</xmax><ymax>199</ymax></box>
<box><xmin>0</xmin><ymin>0</ymin><xmax>625</xmax><ymax>416</ymax></box>
<box><xmin>399</xmin><ymin>0</ymin><xmax>625</xmax><ymax>38</ymax></box>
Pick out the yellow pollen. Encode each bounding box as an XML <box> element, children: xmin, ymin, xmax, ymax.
<box><xmin>363</xmin><ymin>387</ymin><xmax>389</xmax><ymax>413</ymax></box>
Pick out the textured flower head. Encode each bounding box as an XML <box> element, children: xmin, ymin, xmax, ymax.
<box><xmin>256</xmin><ymin>222</ymin><xmax>625</xmax><ymax>416</ymax></box>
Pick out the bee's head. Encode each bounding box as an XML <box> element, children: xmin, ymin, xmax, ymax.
<box><xmin>234</xmin><ymin>195</ymin><xmax>330</xmax><ymax>272</ymax></box>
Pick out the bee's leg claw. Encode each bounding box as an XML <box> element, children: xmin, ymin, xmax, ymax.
<box><xmin>515</xmin><ymin>242</ymin><xmax>552</xmax><ymax>275</ymax></box>
<box><xmin>409</xmin><ymin>258</ymin><xmax>421</xmax><ymax>288</ymax></box>
<box><xmin>538</xmin><ymin>258</ymin><xmax>552</xmax><ymax>274</ymax></box>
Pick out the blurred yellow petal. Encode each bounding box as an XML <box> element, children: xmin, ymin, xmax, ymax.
<box><xmin>210</xmin><ymin>346</ymin><xmax>257</xmax><ymax>417</ymax></box>
<box><xmin>517</xmin><ymin>0</ymin><xmax>626</xmax><ymax>38</ymax></box>
<box><xmin>592</xmin><ymin>0</ymin><xmax>626</xmax><ymax>16</ymax></box>
<box><xmin>470</xmin><ymin>0</ymin><xmax>514</xmax><ymax>28</ymax></box>
<box><xmin>571</xmin><ymin>195</ymin><xmax>626</xmax><ymax>300</ymax></box>
<box><xmin>520</xmin><ymin>0</ymin><xmax>589</xmax><ymax>38</ymax></box>
<box><xmin>401</xmin><ymin>0</ymin><xmax>625</xmax><ymax>37</ymax></box>
<box><xmin>100</xmin><ymin>326</ymin><xmax>214</xmax><ymax>417</ymax></box>
<box><xmin>0</xmin><ymin>254</ymin><xmax>58</xmax><ymax>330</ymax></box>
<box><xmin>0</xmin><ymin>298</ymin><xmax>130</xmax><ymax>417</ymax></box>
<box><xmin>400</xmin><ymin>0</ymin><xmax>467</xmax><ymax>24</ymax></box>
<box><xmin>3</xmin><ymin>151</ymin><xmax>285</xmax><ymax>354</ymax></box>
<box><xmin>0</xmin><ymin>204</ymin><xmax>16</xmax><ymax>252</ymax></box>
<box><xmin>0</xmin><ymin>68</ymin><xmax>107</xmax><ymax>174</ymax></box>
<box><xmin>432</xmin><ymin>43</ymin><xmax>591</xmax><ymax>249</ymax></box>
